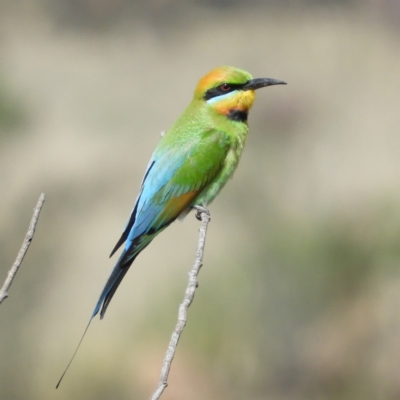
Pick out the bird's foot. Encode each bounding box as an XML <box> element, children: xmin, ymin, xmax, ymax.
<box><xmin>193</xmin><ymin>205</ymin><xmax>210</xmax><ymax>221</ymax></box>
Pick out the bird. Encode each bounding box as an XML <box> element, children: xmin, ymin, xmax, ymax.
<box><xmin>56</xmin><ymin>66</ymin><xmax>286</xmax><ymax>387</ymax></box>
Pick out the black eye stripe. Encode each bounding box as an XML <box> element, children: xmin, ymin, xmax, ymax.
<box><xmin>204</xmin><ymin>83</ymin><xmax>245</xmax><ymax>101</ymax></box>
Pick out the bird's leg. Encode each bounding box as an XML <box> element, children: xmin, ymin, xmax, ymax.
<box><xmin>193</xmin><ymin>205</ymin><xmax>210</xmax><ymax>221</ymax></box>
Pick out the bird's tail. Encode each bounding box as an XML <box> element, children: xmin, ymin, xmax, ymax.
<box><xmin>56</xmin><ymin>232</ymin><xmax>157</xmax><ymax>388</ymax></box>
<box><xmin>92</xmin><ymin>254</ymin><xmax>136</xmax><ymax>320</ymax></box>
<box><xmin>56</xmin><ymin>251</ymin><xmax>136</xmax><ymax>389</ymax></box>
<box><xmin>92</xmin><ymin>231</ymin><xmax>158</xmax><ymax>319</ymax></box>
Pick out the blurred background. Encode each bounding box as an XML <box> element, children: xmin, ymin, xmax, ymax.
<box><xmin>1</xmin><ymin>1</ymin><xmax>400</xmax><ymax>399</ymax></box>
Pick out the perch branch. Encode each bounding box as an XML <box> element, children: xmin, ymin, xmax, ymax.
<box><xmin>0</xmin><ymin>193</ymin><xmax>45</xmax><ymax>304</ymax></box>
<box><xmin>149</xmin><ymin>205</ymin><xmax>211</xmax><ymax>400</ymax></box>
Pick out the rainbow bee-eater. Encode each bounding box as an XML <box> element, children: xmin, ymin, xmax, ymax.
<box><xmin>56</xmin><ymin>66</ymin><xmax>286</xmax><ymax>387</ymax></box>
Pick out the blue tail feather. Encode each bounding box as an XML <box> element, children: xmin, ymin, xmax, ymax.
<box><xmin>92</xmin><ymin>254</ymin><xmax>135</xmax><ymax>319</ymax></box>
<box><xmin>56</xmin><ymin>250</ymin><xmax>137</xmax><ymax>388</ymax></box>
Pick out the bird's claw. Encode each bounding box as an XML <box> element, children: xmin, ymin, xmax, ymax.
<box><xmin>193</xmin><ymin>205</ymin><xmax>210</xmax><ymax>221</ymax></box>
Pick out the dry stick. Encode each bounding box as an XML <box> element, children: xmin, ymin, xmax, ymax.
<box><xmin>0</xmin><ymin>193</ymin><xmax>46</xmax><ymax>304</ymax></box>
<box><xmin>149</xmin><ymin>206</ymin><xmax>211</xmax><ymax>400</ymax></box>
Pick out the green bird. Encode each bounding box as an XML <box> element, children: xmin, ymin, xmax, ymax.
<box><xmin>57</xmin><ymin>66</ymin><xmax>285</xmax><ymax>387</ymax></box>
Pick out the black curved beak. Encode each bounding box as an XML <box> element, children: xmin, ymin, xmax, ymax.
<box><xmin>243</xmin><ymin>78</ymin><xmax>287</xmax><ymax>90</ymax></box>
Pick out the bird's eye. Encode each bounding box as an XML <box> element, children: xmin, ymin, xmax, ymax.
<box><xmin>220</xmin><ymin>83</ymin><xmax>231</xmax><ymax>91</ymax></box>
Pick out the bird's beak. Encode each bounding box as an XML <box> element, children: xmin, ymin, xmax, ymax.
<box><xmin>243</xmin><ymin>78</ymin><xmax>286</xmax><ymax>90</ymax></box>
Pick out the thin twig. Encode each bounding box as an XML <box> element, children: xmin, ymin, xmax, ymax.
<box><xmin>149</xmin><ymin>205</ymin><xmax>211</xmax><ymax>400</ymax></box>
<box><xmin>0</xmin><ymin>193</ymin><xmax>45</xmax><ymax>304</ymax></box>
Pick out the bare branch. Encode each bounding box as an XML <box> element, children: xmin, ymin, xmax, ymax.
<box><xmin>0</xmin><ymin>193</ymin><xmax>46</xmax><ymax>304</ymax></box>
<box><xmin>149</xmin><ymin>205</ymin><xmax>211</xmax><ymax>400</ymax></box>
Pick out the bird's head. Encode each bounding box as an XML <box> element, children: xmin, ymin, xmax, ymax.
<box><xmin>194</xmin><ymin>66</ymin><xmax>286</xmax><ymax>122</ymax></box>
